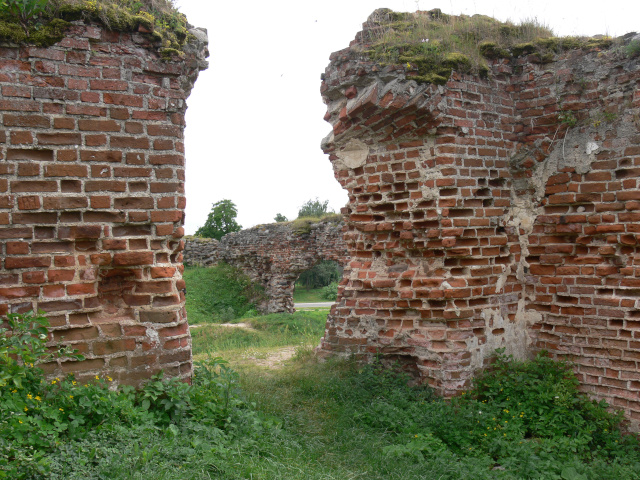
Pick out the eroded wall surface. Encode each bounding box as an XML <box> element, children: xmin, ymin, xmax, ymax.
<box><xmin>184</xmin><ymin>220</ymin><xmax>349</xmax><ymax>312</ymax></box>
<box><xmin>0</xmin><ymin>22</ymin><xmax>208</xmax><ymax>385</ymax></box>
<box><xmin>318</xmin><ymin>10</ymin><xmax>640</xmax><ymax>427</ymax></box>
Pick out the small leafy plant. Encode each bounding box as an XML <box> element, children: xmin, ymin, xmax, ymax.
<box><xmin>0</xmin><ymin>0</ymin><xmax>47</xmax><ymax>32</ymax></box>
<box><xmin>558</xmin><ymin>110</ymin><xmax>578</xmax><ymax>127</ymax></box>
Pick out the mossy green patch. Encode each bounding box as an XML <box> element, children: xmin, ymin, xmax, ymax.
<box><xmin>0</xmin><ymin>0</ymin><xmax>193</xmax><ymax>53</ymax></box>
<box><xmin>0</xmin><ymin>17</ymin><xmax>70</xmax><ymax>46</ymax></box>
<box><xmin>362</xmin><ymin>9</ymin><xmax>619</xmax><ymax>85</ymax></box>
<box><xmin>289</xmin><ymin>213</ymin><xmax>342</xmax><ymax>235</ymax></box>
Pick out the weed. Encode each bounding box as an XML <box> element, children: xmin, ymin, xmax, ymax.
<box><xmin>558</xmin><ymin>110</ymin><xmax>578</xmax><ymax>127</ymax></box>
<box><xmin>0</xmin><ymin>0</ymin><xmax>47</xmax><ymax>32</ymax></box>
<box><xmin>626</xmin><ymin>39</ymin><xmax>640</xmax><ymax>58</ymax></box>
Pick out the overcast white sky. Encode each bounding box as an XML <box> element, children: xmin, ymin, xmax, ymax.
<box><xmin>176</xmin><ymin>0</ymin><xmax>639</xmax><ymax>234</ymax></box>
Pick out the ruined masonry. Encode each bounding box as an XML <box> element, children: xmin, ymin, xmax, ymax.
<box><xmin>0</xmin><ymin>21</ymin><xmax>208</xmax><ymax>385</ymax></box>
<box><xmin>319</xmin><ymin>10</ymin><xmax>640</xmax><ymax>428</ymax></box>
<box><xmin>184</xmin><ymin>219</ymin><xmax>348</xmax><ymax>313</ymax></box>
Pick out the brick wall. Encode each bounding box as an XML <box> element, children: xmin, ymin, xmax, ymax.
<box><xmin>183</xmin><ymin>219</ymin><xmax>349</xmax><ymax>312</ymax></box>
<box><xmin>0</xmin><ymin>22</ymin><xmax>208</xmax><ymax>385</ymax></box>
<box><xmin>318</xmin><ymin>10</ymin><xmax>640</xmax><ymax>428</ymax></box>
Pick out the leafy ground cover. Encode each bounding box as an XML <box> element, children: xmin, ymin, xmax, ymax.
<box><xmin>3</xmin><ymin>271</ymin><xmax>639</xmax><ymax>478</ymax></box>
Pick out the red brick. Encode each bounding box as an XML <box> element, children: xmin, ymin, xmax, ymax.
<box><xmin>113</xmin><ymin>251</ymin><xmax>154</xmax><ymax>266</ymax></box>
<box><xmin>36</xmin><ymin>133</ymin><xmax>82</xmax><ymax>145</ymax></box>
<box><xmin>44</xmin><ymin>164</ymin><xmax>88</xmax><ymax>177</ymax></box>
<box><xmin>5</xmin><ymin>256</ymin><xmax>51</xmax><ymax>269</ymax></box>
<box><xmin>78</xmin><ymin>119</ymin><xmax>121</xmax><ymax>132</ymax></box>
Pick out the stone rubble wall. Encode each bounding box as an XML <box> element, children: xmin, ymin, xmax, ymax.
<box><xmin>318</xmin><ymin>9</ymin><xmax>640</xmax><ymax>428</ymax></box>
<box><xmin>0</xmin><ymin>21</ymin><xmax>208</xmax><ymax>386</ymax></box>
<box><xmin>184</xmin><ymin>220</ymin><xmax>349</xmax><ymax>312</ymax></box>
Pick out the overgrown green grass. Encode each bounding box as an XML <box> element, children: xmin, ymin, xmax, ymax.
<box><xmin>183</xmin><ymin>264</ymin><xmax>264</xmax><ymax>324</ymax></box>
<box><xmin>220</xmin><ymin>352</ymin><xmax>640</xmax><ymax>479</ymax></box>
<box><xmin>191</xmin><ymin>309</ymin><xmax>328</xmax><ymax>357</ymax></box>
<box><xmin>4</xmin><ymin>311</ymin><xmax>640</xmax><ymax>479</ymax></box>
<box><xmin>365</xmin><ymin>9</ymin><xmax>615</xmax><ymax>84</ymax></box>
<box><xmin>292</xmin><ymin>286</ymin><xmax>325</xmax><ymax>303</ymax></box>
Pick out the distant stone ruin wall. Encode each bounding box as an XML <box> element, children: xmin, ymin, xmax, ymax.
<box><xmin>184</xmin><ymin>220</ymin><xmax>349</xmax><ymax>312</ymax></box>
<box><xmin>0</xmin><ymin>22</ymin><xmax>208</xmax><ymax>385</ymax></box>
<box><xmin>319</xmin><ymin>10</ymin><xmax>640</xmax><ymax>428</ymax></box>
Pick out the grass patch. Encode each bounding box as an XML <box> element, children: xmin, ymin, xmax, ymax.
<box><xmin>191</xmin><ymin>309</ymin><xmax>328</xmax><ymax>357</ymax></box>
<box><xmin>363</xmin><ymin>8</ymin><xmax>615</xmax><ymax>84</ymax></box>
<box><xmin>227</xmin><ymin>353</ymin><xmax>640</xmax><ymax>479</ymax></box>
<box><xmin>292</xmin><ymin>286</ymin><xmax>325</xmax><ymax>303</ymax></box>
<box><xmin>183</xmin><ymin>264</ymin><xmax>264</xmax><ymax>324</ymax></box>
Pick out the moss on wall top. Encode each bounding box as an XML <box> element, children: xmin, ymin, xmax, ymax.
<box><xmin>0</xmin><ymin>0</ymin><xmax>192</xmax><ymax>56</ymax></box>
<box><xmin>361</xmin><ymin>8</ymin><xmax>616</xmax><ymax>85</ymax></box>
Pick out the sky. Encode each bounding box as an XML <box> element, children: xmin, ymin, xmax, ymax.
<box><xmin>176</xmin><ymin>0</ymin><xmax>639</xmax><ymax>235</ymax></box>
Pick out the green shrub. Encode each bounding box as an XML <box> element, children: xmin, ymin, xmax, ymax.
<box><xmin>320</xmin><ymin>282</ymin><xmax>339</xmax><ymax>301</ymax></box>
<box><xmin>626</xmin><ymin>39</ymin><xmax>640</xmax><ymax>58</ymax></box>
<box><xmin>183</xmin><ymin>263</ymin><xmax>265</xmax><ymax>324</ymax></box>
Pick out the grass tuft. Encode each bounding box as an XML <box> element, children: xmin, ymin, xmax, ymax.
<box><xmin>362</xmin><ymin>9</ymin><xmax>617</xmax><ymax>84</ymax></box>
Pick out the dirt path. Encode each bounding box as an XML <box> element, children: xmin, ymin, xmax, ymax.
<box><xmin>246</xmin><ymin>346</ymin><xmax>297</xmax><ymax>368</ymax></box>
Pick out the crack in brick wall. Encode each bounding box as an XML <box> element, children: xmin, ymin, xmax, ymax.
<box><xmin>0</xmin><ymin>22</ymin><xmax>208</xmax><ymax>386</ymax></box>
<box><xmin>318</xmin><ymin>10</ymin><xmax>640</xmax><ymax>429</ymax></box>
<box><xmin>184</xmin><ymin>220</ymin><xmax>349</xmax><ymax>313</ymax></box>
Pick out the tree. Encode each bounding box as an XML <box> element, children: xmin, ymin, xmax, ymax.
<box><xmin>297</xmin><ymin>260</ymin><xmax>342</xmax><ymax>290</ymax></box>
<box><xmin>195</xmin><ymin>199</ymin><xmax>241</xmax><ymax>240</ymax></box>
<box><xmin>274</xmin><ymin>213</ymin><xmax>288</xmax><ymax>222</ymax></box>
<box><xmin>297</xmin><ymin>198</ymin><xmax>332</xmax><ymax>218</ymax></box>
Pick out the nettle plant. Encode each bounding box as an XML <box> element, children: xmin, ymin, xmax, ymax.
<box><xmin>0</xmin><ymin>311</ymin><xmax>83</xmax><ymax>391</ymax></box>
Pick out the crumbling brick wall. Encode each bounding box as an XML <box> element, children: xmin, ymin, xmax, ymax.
<box><xmin>0</xmin><ymin>21</ymin><xmax>208</xmax><ymax>385</ymax></box>
<box><xmin>184</xmin><ymin>219</ymin><xmax>349</xmax><ymax>312</ymax></box>
<box><xmin>318</xmin><ymin>10</ymin><xmax>640</xmax><ymax>428</ymax></box>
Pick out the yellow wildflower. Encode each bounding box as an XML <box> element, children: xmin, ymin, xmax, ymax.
<box><xmin>27</xmin><ymin>394</ymin><xmax>33</xmax><ymax>399</ymax></box>
<box><xmin>35</xmin><ymin>396</ymin><xmax>41</xmax><ymax>401</ymax></box>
